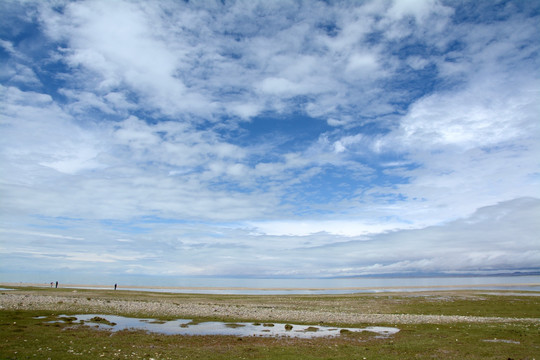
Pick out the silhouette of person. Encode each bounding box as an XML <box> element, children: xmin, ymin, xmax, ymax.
<box><xmin>114</xmin><ymin>283</ymin><xmax>117</xmax><ymax>290</ymax></box>
<box><xmin>55</xmin><ymin>281</ymin><xmax>58</xmax><ymax>288</ymax></box>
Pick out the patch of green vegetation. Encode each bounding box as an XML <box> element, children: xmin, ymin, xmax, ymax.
<box><xmin>88</xmin><ymin>316</ymin><xmax>117</xmax><ymax>326</ymax></box>
<box><xmin>1</xmin><ymin>309</ymin><xmax>539</xmax><ymax>359</ymax></box>
<box><xmin>386</xmin><ymin>293</ymin><xmax>540</xmax><ymax>318</ymax></box>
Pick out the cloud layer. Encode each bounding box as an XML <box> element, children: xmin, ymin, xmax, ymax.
<box><xmin>1</xmin><ymin>0</ymin><xmax>539</xmax><ymax>281</ymax></box>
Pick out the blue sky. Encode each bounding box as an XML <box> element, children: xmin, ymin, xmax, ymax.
<box><xmin>1</xmin><ymin>0</ymin><xmax>539</xmax><ymax>283</ymax></box>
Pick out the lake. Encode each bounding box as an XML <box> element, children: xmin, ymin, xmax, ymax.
<box><xmin>60</xmin><ymin>275</ymin><xmax>540</xmax><ymax>295</ymax></box>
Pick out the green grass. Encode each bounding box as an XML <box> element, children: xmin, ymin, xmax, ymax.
<box><xmin>383</xmin><ymin>293</ymin><xmax>540</xmax><ymax>318</ymax></box>
<box><xmin>1</xmin><ymin>310</ymin><xmax>538</xmax><ymax>359</ymax></box>
<box><xmin>1</xmin><ymin>288</ymin><xmax>539</xmax><ymax>359</ymax></box>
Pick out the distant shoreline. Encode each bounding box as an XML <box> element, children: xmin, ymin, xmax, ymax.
<box><xmin>2</xmin><ymin>281</ymin><xmax>540</xmax><ymax>293</ymax></box>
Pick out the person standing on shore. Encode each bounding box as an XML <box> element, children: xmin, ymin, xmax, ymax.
<box><xmin>55</xmin><ymin>281</ymin><xmax>58</xmax><ymax>288</ymax></box>
<box><xmin>114</xmin><ymin>283</ymin><xmax>117</xmax><ymax>290</ymax></box>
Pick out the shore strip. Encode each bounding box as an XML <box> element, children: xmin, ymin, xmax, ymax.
<box><xmin>2</xmin><ymin>282</ymin><xmax>540</xmax><ymax>292</ymax></box>
<box><xmin>2</xmin><ymin>291</ymin><xmax>540</xmax><ymax>325</ymax></box>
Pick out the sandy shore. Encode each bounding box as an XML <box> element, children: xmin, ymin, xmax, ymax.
<box><xmin>1</xmin><ymin>287</ymin><xmax>539</xmax><ymax>325</ymax></box>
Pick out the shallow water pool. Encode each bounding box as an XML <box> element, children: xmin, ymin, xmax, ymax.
<box><xmin>57</xmin><ymin>314</ymin><xmax>399</xmax><ymax>339</ymax></box>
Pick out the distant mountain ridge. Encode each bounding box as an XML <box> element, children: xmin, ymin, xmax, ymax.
<box><xmin>333</xmin><ymin>271</ymin><xmax>540</xmax><ymax>279</ymax></box>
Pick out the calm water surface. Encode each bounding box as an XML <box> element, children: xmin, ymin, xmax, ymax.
<box><xmin>56</xmin><ymin>314</ymin><xmax>399</xmax><ymax>338</ymax></box>
<box><xmin>64</xmin><ymin>275</ymin><xmax>540</xmax><ymax>294</ymax></box>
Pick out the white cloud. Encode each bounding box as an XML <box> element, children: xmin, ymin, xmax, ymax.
<box><xmin>396</xmin><ymin>79</ymin><xmax>537</xmax><ymax>149</ymax></box>
<box><xmin>258</xmin><ymin>77</ymin><xmax>305</xmax><ymax>96</ymax></box>
<box><xmin>39</xmin><ymin>0</ymin><xmax>212</xmax><ymax>117</ymax></box>
<box><xmin>406</xmin><ymin>56</ymin><xmax>430</xmax><ymax>70</ymax></box>
<box><xmin>345</xmin><ymin>52</ymin><xmax>381</xmax><ymax>77</ymax></box>
<box><xmin>228</xmin><ymin>102</ymin><xmax>261</xmax><ymax>120</ymax></box>
<box><xmin>0</xmin><ymin>62</ymin><xmax>41</xmax><ymax>86</ymax></box>
<box><xmin>0</xmin><ymin>85</ymin><xmax>106</xmax><ymax>176</ymax></box>
<box><xmin>1</xmin><ymin>196</ymin><xmax>538</xmax><ymax>278</ymax></box>
<box><xmin>387</xmin><ymin>0</ymin><xmax>451</xmax><ymax>22</ymax></box>
<box><xmin>59</xmin><ymin>89</ymin><xmax>116</xmax><ymax>115</ymax></box>
<box><xmin>0</xmin><ymin>229</ymin><xmax>84</xmax><ymax>241</ymax></box>
<box><xmin>248</xmin><ymin>219</ymin><xmax>410</xmax><ymax>237</ymax></box>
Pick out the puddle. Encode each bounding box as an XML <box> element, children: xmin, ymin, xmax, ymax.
<box><xmin>54</xmin><ymin>314</ymin><xmax>399</xmax><ymax>339</ymax></box>
<box><xmin>482</xmin><ymin>339</ymin><xmax>520</xmax><ymax>344</ymax></box>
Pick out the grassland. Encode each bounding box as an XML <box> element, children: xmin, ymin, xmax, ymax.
<box><xmin>1</xmin><ymin>286</ymin><xmax>539</xmax><ymax>359</ymax></box>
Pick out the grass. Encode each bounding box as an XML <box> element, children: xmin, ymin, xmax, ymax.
<box><xmin>1</xmin><ymin>287</ymin><xmax>539</xmax><ymax>359</ymax></box>
<box><xmin>383</xmin><ymin>293</ymin><xmax>540</xmax><ymax>318</ymax></box>
<box><xmin>1</xmin><ymin>310</ymin><xmax>538</xmax><ymax>359</ymax></box>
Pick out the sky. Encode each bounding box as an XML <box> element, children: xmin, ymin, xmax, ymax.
<box><xmin>1</xmin><ymin>0</ymin><xmax>539</xmax><ymax>284</ymax></box>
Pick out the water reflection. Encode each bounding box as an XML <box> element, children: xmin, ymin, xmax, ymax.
<box><xmin>58</xmin><ymin>314</ymin><xmax>400</xmax><ymax>339</ymax></box>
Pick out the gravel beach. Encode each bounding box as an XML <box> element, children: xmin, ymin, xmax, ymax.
<box><xmin>2</xmin><ymin>289</ymin><xmax>539</xmax><ymax>325</ymax></box>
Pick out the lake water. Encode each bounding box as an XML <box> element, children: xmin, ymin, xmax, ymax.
<box><xmin>63</xmin><ymin>275</ymin><xmax>540</xmax><ymax>295</ymax></box>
